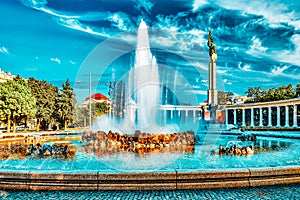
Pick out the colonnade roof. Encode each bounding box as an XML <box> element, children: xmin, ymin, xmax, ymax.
<box><xmin>225</xmin><ymin>98</ymin><xmax>300</xmax><ymax>109</ymax></box>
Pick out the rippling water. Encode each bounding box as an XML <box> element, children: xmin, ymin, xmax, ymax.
<box><xmin>0</xmin><ymin>133</ymin><xmax>299</xmax><ymax>173</ymax></box>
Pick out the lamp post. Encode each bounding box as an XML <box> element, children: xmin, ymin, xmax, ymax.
<box><xmin>89</xmin><ymin>73</ymin><xmax>92</xmax><ymax>129</ymax></box>
<box><xmin>75</xmin><ymin>74</ymin><xmax>109</xmax><ymax>129</ymax></box>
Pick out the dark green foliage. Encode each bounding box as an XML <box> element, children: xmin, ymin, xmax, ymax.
<box><xmin>245</xmin><ymin>83</ymin><xmax>299</xmax><ymax>103</ymax></box>
<box><xmin>92</xmin><ymin>102</ymin><xmax>109</xmax><ymax>119</ymax></box>
<box><xmin>218</xmin><ymin>91</ymin><xmax>234</xmax><ymax>105</ymax></box>
<box><xmin>56</xmin><ymin>79</ymin><xmax>75</xmax><ymax>130</ymax></box>
<box><xmin>28</xmin><ymin>77</ymin><xmax>58</xmax><ymax>131</ymax></box>
<box><xmin>296</xmin><ymin>83</ymin><xmax>300</xmax><ymax>98</ymax></box>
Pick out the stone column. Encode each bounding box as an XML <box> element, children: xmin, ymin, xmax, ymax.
<box><xmin>250</xmin><ymin>108</ymin><xmax>254</xmax><ymax>127</ymax></box>
<box><xmin>259</xmin><ymin>108</ymin><xmax>263</xmax><ymax>126</ymax></box>
<box><xmin>225</xmin><ymin>109</ymin><xmax>229</xmax><ymax>125</ymax></box>
<box><xmin>285</xmin><ymin>106</ymin><xmax>289</xmax><ymax>127</ymax></box>
<box><xmin>268</xmin><ymin>107</ymin><xmax>272</xmax><ymax>127</ymax></box>
<box><xmin>277</xmin><ymin>106</ymin><xmax>281</xmax><ymax>127</ymax></box>
<box><xmin>293</xmin><ymin>105</ymin><xmax>298</xmax><ymax>127</ymax></box>
<box><xmin>242</xmin><ymin>109</ymin><xmax>246</xmax><ymax>127</ymax></box>
<box><xmin>170</xmin><ymin>109</ymin><xmax>173</xmax><ymax>119</ymax></box>
<box><xmin>259</xmin><ymin>140</ymin><xmax>263</xmax><ymax>148</ymax></box>
<box><xmin>233</xmin><ymin>109</ymin><xmax>237</xmax><ymax>125</ymax></box>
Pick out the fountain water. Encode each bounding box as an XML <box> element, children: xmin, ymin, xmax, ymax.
<box><xmin>127</xmin><ymin>19</ymin><xmax>161</xmax><ymax>132</ymax></box>
<box><xmin>92</xmin><ymin>19</ymin><xmax>179</xmax><ymax>134</ymax></box>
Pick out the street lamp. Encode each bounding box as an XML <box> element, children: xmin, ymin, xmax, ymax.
<box><xmin>89</xmin><ymin>73</ymin><xmax>92</xmax><ymax>129</ymax></box>
<box><xmin>75</xmin><ymin>74</ymin><xmax>109</xmax><ymax>129</ymax></box>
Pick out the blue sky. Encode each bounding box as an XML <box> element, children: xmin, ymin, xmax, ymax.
<box><xmin>1</xmin><ymin>0</ymin><xmax>300</xmax><ymax>104</ymax></box>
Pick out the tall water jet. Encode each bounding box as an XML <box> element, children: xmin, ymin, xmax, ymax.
<box><xmin>127</xmin><ymin>19</ymin><xmax>161</xmax><ymax>132</ymax></box>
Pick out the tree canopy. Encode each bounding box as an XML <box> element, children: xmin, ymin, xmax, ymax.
<box><xmin>28</xmin><ymin>77</ymin><xmax>59</xmax><ymax>131</ymax></box>
<box><xmin>56</xmin><ymin>79</ymin><xmax>75</xmax><ymax>130</ymax></box>
<box><xmin>0</xmin><ymin>76</ymin><xmax>36</xmax><ymax>132</ymax></box>
<box><xmin>245</xmin><ymin>83</ymin><xmax>298</xmax><ymax>103</ymax></box>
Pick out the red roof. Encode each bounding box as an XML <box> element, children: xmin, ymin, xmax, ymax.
<box><xmin>84</xmin><ymin>93</ymin><xmax>109</xmax><ymax>102</ymax></box>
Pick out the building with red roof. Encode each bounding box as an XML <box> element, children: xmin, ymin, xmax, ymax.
<box><xmin>81</xmin><ymin>93</ymin><xmax>111</xmax><ymax>108</ymax></box>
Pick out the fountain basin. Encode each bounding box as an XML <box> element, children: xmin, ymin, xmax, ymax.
<box><xmin>1</xmin><ymin>166</ymin><xmax>300</xmax><ymax>190</ymax></box>
<box><xmin>1</xmin><ymin>131</ymin><xmax>300</xmax><ymax>190</ymax></box>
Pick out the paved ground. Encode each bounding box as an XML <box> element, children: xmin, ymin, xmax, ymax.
<box><xmin>1</xmin><ymin>184</ymin><xmax>300</xmax><ymax>200</ymax></box>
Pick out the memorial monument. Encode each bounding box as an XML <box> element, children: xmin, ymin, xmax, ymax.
<box><xmin>207</xmin><ymin>28</ymin><xmax>218</xmax><ymax>106</ymax></box>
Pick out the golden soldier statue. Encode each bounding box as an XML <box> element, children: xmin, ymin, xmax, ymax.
<box><xmin>207</xmin><ymin>28</ymin><xmax>217</xmax><ymax>62</ymax></box>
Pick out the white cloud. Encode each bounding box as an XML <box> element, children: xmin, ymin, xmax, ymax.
<box><xmin>192</xmin><ymin>61</ymin><xmax>207</xmax><ymax>71</ymax></box>
<box><xmin>107</xmin><ymin>12</ymin><xmax>134</xmax><ymax>31</ymax></box>
<box><xmin>154</xmin><ymin>14</ymin><xmax>207</xmax><ymax>51</ymax></box>
<box><xmin>50</xmin><ymin>57</ymin><xmax>61</xmax><ymax>64</ymax></box>
<box><xmin>272</xmin><ymin>34</ymin><xmax>300</xmax><ymax>66</ymax></box>
<box><xmin>246</xmin><ymin>36</ymin><xmax>267</xmax><ymax>56</ymax></box>
<box><xmin>192</xmin><ymin>0</ymin><xmax>208</xmax><ymax>11</ymax></box>
<box><xmin>217</xmin><ymin>69</ymin><xmax>227</xmax><ymax>74</ymax></box>
<box><xmin>69</xmin><ymin>60</ymin><xmax>76</xmax><ymax>65</ymax></box>
<box><xmin>152</xmin><ymin>36</ymin><xmax>177</xmax><ymax>47</ymax></box>
<box><xmin>214</xmin><ymin>0</ymin><xmax>300</xmax><ymax>30</ymax></box>
<box><xmin>223</xmin><ymin>78</ymin><xmax>232</xmax><ymax>85</ymax></box>
<box><xmin>238</xmin><ymin>62</ymin><xmax>252</xmax><ymax>72</ymax></box>
<box><xmin>54</xmin><ymin>18</ymin><xmax>110</xmax><ymax>38</ymax></box>
<box><xmin>0</xmin><ymin>46</ymin><xmax>9</xmax><ymax>55</ymax></box>
<box><xmin>271</xmin><ymin>65</ymin><xmax>289</xmax><ymax>76</ymax></box>
<box><xmin>133</xmin><ymin>0</ymin><xmax>154</xmax><ymax>13</ymax></box>
<box><xmin>21</xmin><ymin>0</ymin><xmax>108</xmax><ymax>22</ymax></box>
<box><xmin>186</xmin><ymin>89</ymin><xmax>207</xmax><ymax>95</ymax></box>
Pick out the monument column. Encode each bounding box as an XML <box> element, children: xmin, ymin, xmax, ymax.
<box><xmin>250</xmin><ymin>108</ymin><xmax>254</xmax><ymax>127</ymax></box>
<box><xmin>207</xmin><ymin>28</ymin><xmax>218</xmax><ymax>106</ymax></box>
<box><xmin>268</xmin><ymin>107</ymin><xmax>272</xmax><ymax>127</ymax></box>
<box><xmin>293</xmin><ymin>105</ymin><xmax>298</xmax><ymax>127</ymax></box>
<box><xmin>285</xmin><ymin>106</ymin><xmax>289</xmax><ymax>127</ymax></box>
<box><xmin>277</xmin><ymin>106</ymin><xmax>281</xmax><ymax>127</ymax></box>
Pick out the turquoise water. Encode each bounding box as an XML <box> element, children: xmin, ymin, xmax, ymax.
<box><xmin>0</xmin><ymin>133</ymin><xmax>299</xmax><ymax>173</ymax></box>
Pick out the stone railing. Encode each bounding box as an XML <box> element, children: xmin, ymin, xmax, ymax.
<box><xmin>1</xmin><ymin>166</ymin><xmax>300</xmax><ymax>190</ymax></box>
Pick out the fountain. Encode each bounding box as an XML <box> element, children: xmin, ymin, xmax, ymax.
<box><xmin>1</xmin><ymin>20</ymin><xmax>300</xmax><ymax>191</ymax></box>
<box><xmin>125</xmin><ymin>19</ymin><xmax>162</xmax><ymax>132</ymax></box>
<box><xmin>91</xmin><ymin>19</ymin><xmax>181</xmax><ymax>134</ymax></box>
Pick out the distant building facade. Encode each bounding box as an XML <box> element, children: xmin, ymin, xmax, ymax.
<box><xmin>0</xmin><ymin>69</ymin><xmax>14</xmax><ymax>82</ymax></box>
<box><xmin>233</xmin><ymin>96</ymin><xmax>251</xmax><ymax>104</ymax></box>
<box><xmin>82</xmin><ymin>93</ymin><xmax>111</xmax><ymax>111</ymax></box>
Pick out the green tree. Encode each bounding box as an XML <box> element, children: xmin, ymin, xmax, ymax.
<box><xmin>0</xmin><ymin>76</ymin><xmax>36</xmax><ymax>133</ymax></box>
<box><xmin>56</xmin><ymin>79</ymin><xmax>75</xmax><ymax>130</ymax></box>
<box><xmin>92</xmin><ymin>102</ymin><xmax>109</xmax><ymax>120</ymax></box>
<box><xmin>245</xmin><ymin>86</ymin><xmax>263</xmax><ymax>102</ymax></box>
<box><xmin>245</xmin><ymin>84</ymin><xmax>297</xmax><ymax>103</ymax></box>
<box><xmin>218</xmin><ymin>91</ymin><xmax>234</xmax><ymax>105</ymax></box>
<box><xmin>296</xmin><ymin>83</ymin><xmax>300</xmax><ymax>98</ymax></box>
<box><xmin>28</xmin><ymin>78</ymin><xmax>58</xmax><ymax>131</ymax></box>
<box><xmin>73</xmin><ymin>105</ymin><xmax>88</xmax><ymax>127</ymax></box>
